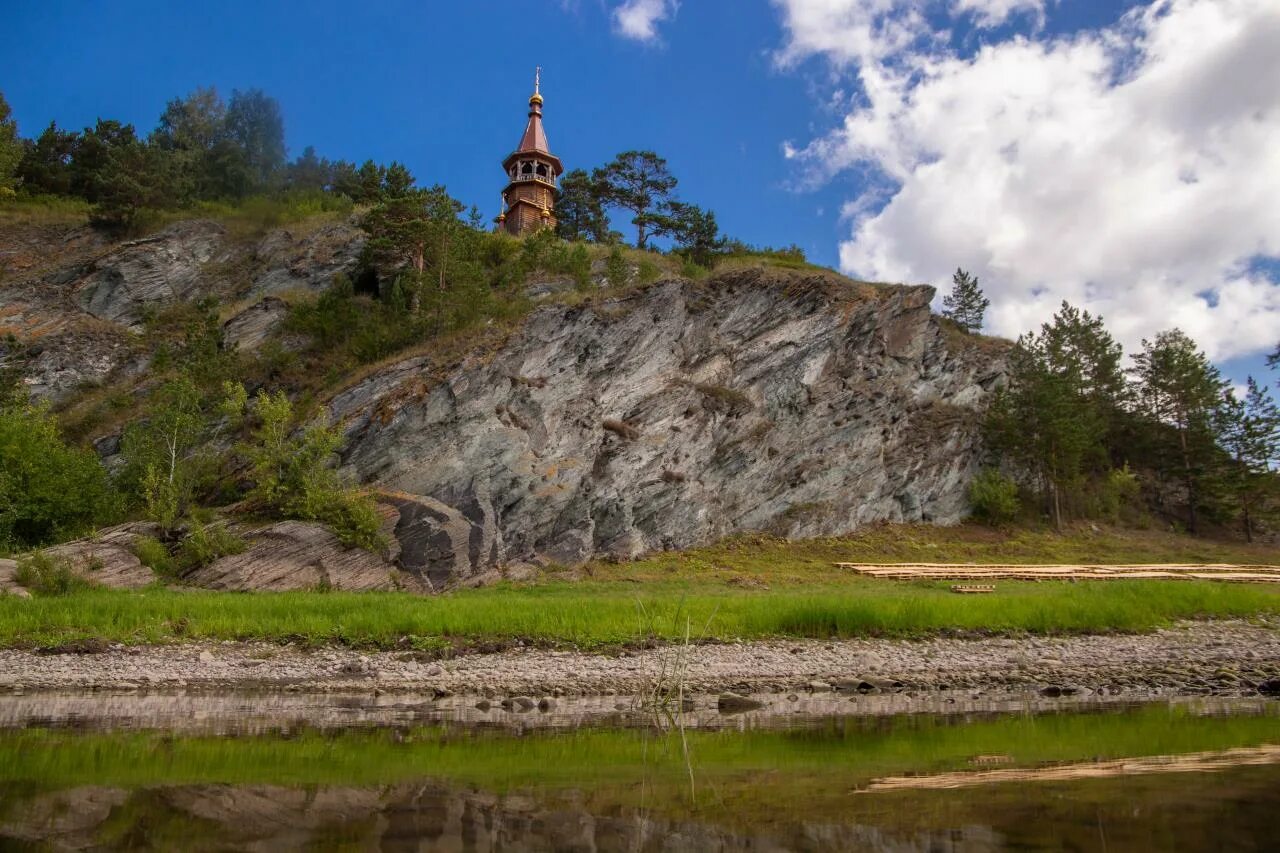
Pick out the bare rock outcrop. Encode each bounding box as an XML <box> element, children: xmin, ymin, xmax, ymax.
<box><xmin>74</xmin><ymin>220</ymin><xmax>228</xmax><ymax>328</ymax></box>
<box><xmin>221</xmin><ymin>295</ymin><xmax>290</xmax><ymax>351</ymax></box>
<box><xmin>332</xmin><ymin>269</ymin><xmax>1006</xmax><ymax>587</ymax></box>
<box><xmin>247</xmin><ymin>220</ymin><xmax>364</xmax><ymax>298</ymax></box>
<box><xmin>185</xmin><ymin>519</ymin><xmax>413</xmax><ymax>592</ymax></box>
<box><xmin>2</xmin><ymin>216</ymin><xmax>363</xmax><ymax>402</ymax></box>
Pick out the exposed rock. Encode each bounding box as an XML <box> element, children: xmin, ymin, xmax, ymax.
<box><xmin>41</xmin><ymin>523</ymin><xmax>159</xmax><ymax>589</ymax></box>
<box><xmin>248</xmin><ymin>220</ymin><xmax>364</xmax><ymax>298</ymax></box>
<box><xmin>0</xmin><ymin>560</ymin><xmax>30</xmax><ymax>597</ymax></box>
<box><xmin>73</xmin><ymin>220</ymin><xmax>227</xmax><ymax>328</ymax></box>
<box><xmin>185</xmin><ymin>520</ymin><xmax>411</xmax><ymax>592</ymax></box>
<box><xmin>717</xmin><ymin>692</ymin><xmax>765</xmax><ymax>713</ymax></box>
<box><xmin>222</xmin><ymin>296</ymin><xmax>291</xmax><ymax>351</ymax></box>
<box><xmin>334</xmin><ymin>269</ymin><xmax>1005</xmax><ymax>587</ymax></box>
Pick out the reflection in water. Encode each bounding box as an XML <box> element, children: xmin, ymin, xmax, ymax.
<box><xmin>0</xmin><ymin>695</ymin><xmax>1277</xmax><ymax>851</ymax></box>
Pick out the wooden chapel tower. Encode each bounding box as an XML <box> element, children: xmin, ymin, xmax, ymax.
<box><xmin>497</xmin><ymin>68</ymin><xmax>563</xmax><ymax>236</ymax></box>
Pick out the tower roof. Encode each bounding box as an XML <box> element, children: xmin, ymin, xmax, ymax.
<box><xmin>504</xmin><ymin>67</ymin><xmax>562</xmax><ymax>174</ymax></box>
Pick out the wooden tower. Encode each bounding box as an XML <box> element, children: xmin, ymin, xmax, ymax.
<box><xmin>498</xmin><ymin>68</ymin><xmax>563</xmax><ymax>236</ymax></box>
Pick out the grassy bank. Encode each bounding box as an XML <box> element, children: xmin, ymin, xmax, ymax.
<box><xmin>2</xmin><ymin>524</ymin><xmax>1277</xmax><ymax>649</ymax></box>
<box><xmin>2</xmin><ymin>577</ymin><xmax>1278</xmax><ymax>650</ymax></box>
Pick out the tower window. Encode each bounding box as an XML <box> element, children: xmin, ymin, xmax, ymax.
<box><xmin>536</xmin><ymin>164</ymin><xmax>548</xmax><ymax>177</ymax></box>
<box><xmin>521</xmin><ymin>162</ymin><xmax>533</xmax><ymax>175</ymax></box>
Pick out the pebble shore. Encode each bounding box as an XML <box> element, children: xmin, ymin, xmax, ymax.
<box><xmin>2</xmin><ymin>620</ymin><xmax>1278</xmax><ymax>699</ymax></box>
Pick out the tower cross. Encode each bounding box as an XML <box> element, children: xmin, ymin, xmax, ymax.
<box><xmin>535</xmin><ymin>66</ymin><xmax>541</xmax><ymax>95</ymax></box>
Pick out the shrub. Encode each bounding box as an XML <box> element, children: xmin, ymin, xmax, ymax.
<box><xmin>604</xmin><ymin>247</ymin><xmax>628</xmax><ymax>287</ymax></box>
<box><xmin>1093</xmin><ymin>466</ymin><xmax>1145</xmax><ymax>525</ymax></box>
<box><xmin>637</xmin><ymin>258</ymin><xmax>660</xmax><ymax>285</ymax></box>
<box><xmin>132</xmin><ymin>535</ymin><xmax>176</xmax><ymax>577</ymax></box>
<box><xmin>13</xmin><ymin>552</ymin><xmax>94</xmax><ymax>596</ymax></box>
<box><xmin>0</xmin><ymin>402</ymin><xmax>118</xmax><ymax>551</ymax></box>
<box><xmin>175</xmin><ymin>521</ymin><xmax>245</xmax><ymax>573</ymax></box>
<box><xmin>224</xmin><ymin>385</ymin><xmax>387</xmax><ymax>552</ymax></box>
<box><xmin>969</xmin><ymin>468</ymin><xmax>1020</xmax><ymax>525</ymax></box>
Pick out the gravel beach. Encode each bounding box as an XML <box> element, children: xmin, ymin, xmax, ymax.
<box><xmin>1</xmin><ymin>620</ymin><xmax>1278</xmax><ymax>699</ymax></box>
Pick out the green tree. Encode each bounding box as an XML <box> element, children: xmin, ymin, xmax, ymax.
<box><xmin>653</xmin><ymin>201</ymin><xmax>724</xmax><ymax>267</ymax></box>
<box><xmin>119</xmin><ymin>377</ymin><xmax>208</xmax><ymax>531</ymax></box>
<box><xmin>0</xmin><ymin>402</ymin><xmax>116</xmax><ymax>550</ymax></box>
<box><xmin>986</xmin><ymin>334</ymin><xmax>1098</xmax><ymax>529</ymax></box>
<box><xmin>286</xmin><ymin>145</ymin><xmax>331</xmax><ymax>192</ymax></box>
<box><xmin>223</xmin><ymin>88</ymin><xmax>286</xmax><ymax>193</ymax></box>
<box><xmin>381</xmin><ymin>162</ymin><xmax>415</xmax><ymax>199</ymax></box>
<box><xmin>594</xmin><ymin>150</ymin><xmax>678</xmax><ymax>249</ymax></box>
<box><xmin>1215</xmin><ymin>377</ymin><xmax>1280</xmax><ymax>542</ymax></box>
<box><xmin>153</xmin><ymin>87</ymin><xmax>228</xmax><ymax>201</ymax></box>
<box><xmin>16</xmin><ymin>122</ymin><xmax>78</xmax><ymax>196</ymax></box>
<box><xmin>89</xmin><ymin>138</ymin><xmax>177</xmax><ymax>228</ymax></box>
<box><xmin>984</xmin><ymin>302</ymin><xmax>1129</xmax><ymax>527</ymax></box>
<box><xmin>941</xmin><ymin>268</ymin><xmax>989</xmax><ymax>333</ymax></box>
<box><xmin>70</xmin><ymin>119</ymin><xmax>140</xmax><ymax>203</ymax></box>
<box><xmin>1129</xmin><ymin>329</ymin><xmax>1228</xmax><ymax>534</ymax></box>
<box><xmin>0</xmin><ymin>92</ymin><xmax>21</xmax><ymax>194</ymax></box>
<box><xmin>555</xmin><ymin>168</ymin><xmax>610</xmax><ymax>242</ymax></box>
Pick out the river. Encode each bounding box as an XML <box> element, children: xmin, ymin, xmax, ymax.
<box><xmin>0</xmin><ymin>691</ymin><xmax>1276</xmax><ymax>850</ymax></box>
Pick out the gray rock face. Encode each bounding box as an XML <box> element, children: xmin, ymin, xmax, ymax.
<box><xmin>74</xmin><ymin>220</ymin><xmax>227</xmax><ymax>328</ymax></box>
<box><xmin>248</xmin><ymin>220</ymin><xmax>364</xmax><ymax>298</ymax></box>
<box><xmin>332</xmin><ymin>269</ymin><xmax>1005</xmax><ymax>586</ymax></box>
<box><xmin>222</xmin><ymin>296</ymin><xmax>290</xmax><ymax>352</ymax></box>
<box><xmin>3</xmin><ymin>217</ymin><xmax>362</xmax><ymax>402</ymax></box>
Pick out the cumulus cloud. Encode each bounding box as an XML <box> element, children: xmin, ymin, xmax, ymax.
<box><xmin>612</xmin><ymin>0</ymin><xmax>680</xmax><ymax>43</ymax></box>
<box><xmin>775</xmin><ymin>0</ymin><xmax>1280</xmax><ymax>362</ymax></box>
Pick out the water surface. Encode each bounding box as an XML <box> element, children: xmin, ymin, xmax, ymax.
<box><xmin>1</xmin><ymin>692</ymin><xmax>1276</xmax><ymax>851</ymax></box>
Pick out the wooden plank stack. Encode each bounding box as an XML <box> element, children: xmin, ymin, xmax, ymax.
<box><xmin>834</xmin><ymin>562</ymin><xmax>1280</xmax><ymax>583</ymax></box>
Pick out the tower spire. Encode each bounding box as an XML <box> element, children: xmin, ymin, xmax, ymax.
<box><xmin>500</xmin><ymin>67</ymin><xmax>563</xmax><ymax>236</ymax></box>
<box><xmin>529</xmin><ymin>65</ymin><xmax>544</xmax><ymax>111</ymax></box>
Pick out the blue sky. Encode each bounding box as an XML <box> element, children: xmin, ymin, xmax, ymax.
<box><xmin>2</xmin><ymin>0</ymin><xmax>1276</xmax><ymax>386</ymax></box>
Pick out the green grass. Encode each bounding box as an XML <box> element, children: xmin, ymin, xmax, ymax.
<box><xmin>2</xmin><ymin>523</ymin><xmax>1276</xmax><ymax>649</ymax></box>
<box><xmin>1</xmin><ymin>575</ymin><xmax>1277</xmax><ymax>650</ymax></box>
<box><xmin>1</xmin><ymin>703</ymin><xmax>1276</xmax><ymax>795</ymax></box>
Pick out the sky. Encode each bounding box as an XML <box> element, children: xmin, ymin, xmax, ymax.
<box><xmin>2</xmin><ymin>0</ymin><xmax>1277</xmax><ymax>385</ymax></box>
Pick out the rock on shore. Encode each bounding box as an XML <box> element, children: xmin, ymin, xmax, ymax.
<box><xmin>1</xmin><ymin>620</ymin><xmax>1274</xmax><ymax>699</ymax></box>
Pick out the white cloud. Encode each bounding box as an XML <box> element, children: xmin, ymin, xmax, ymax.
<box><xmin>953</xmin><ymin>0</ymin><xmax>1045</xmax><ymax>29</ymax></box>
<box><xmin>775</xmin><ymin>0</ymin><xmax>1280</xmax><ymax>362</ymax></box>
<box><xmin>612</xmin><ymin>0</ymin><xmax>680</xmax><ymax>43</ymax></box>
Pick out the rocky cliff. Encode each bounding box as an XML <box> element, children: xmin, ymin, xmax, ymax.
<box><xmin>2</xmin><ymin>215</ymin><xmax>1005</xmax><ymax>591</ymax></box>
<box><xmin>331</xmin><ymin>269</ymin><xmax>1003</xmax><ymax>587</ymax></box>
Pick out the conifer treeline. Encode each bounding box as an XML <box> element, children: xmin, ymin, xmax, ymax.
<box><xmin>0</xmin><ymin>87</ymin><xmax>413</xmax><ymax>226</ymax></box>
<box><xmin>983</xmin><ymin>301</ymin><xmax>1280</xmax><ymax>539</ymax></box>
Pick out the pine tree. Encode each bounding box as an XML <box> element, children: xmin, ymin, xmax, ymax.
<box><xmin>941</xmin><ymin>268</ymin><xmax>989</xmax><ymax>333</ymax></box>
<box><xmin>652</xmin><ymin>200</ymin><xmax>725</xmax><ymax>268</ymax></box>
<box><xmin>1129</xmin><ymin>329</ymin><xmax>1228</xmax><ymax>534</ymax></box>
<box><xmin>594</xmin><ymin>151</ymin><xmax>677</xmax><ymax>249</ymax></box>
<box><xmin>1215</xmin><ymin>378</ymin><xmax>1280</xmax><ymax>542</ymax></box>
<box><xmin>984</xmin><ymin>302</ymin><xmax>1130</xmax><ymax>527</ymax></box>
<box><xmin>554</xmin><ymin>169</ymin><xmax>610</xmax><ymax>242</ymax></box>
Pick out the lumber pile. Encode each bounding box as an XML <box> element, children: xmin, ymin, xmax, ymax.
<box><xmin>834</xmin><ymin>562</ymin><xmax>1280</xmax><ymax>583</ymax></box>
<box><xmin>859</xmin><ymin>745</ymin><xmax>1280</xmax><ymax>792</ymax></box>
